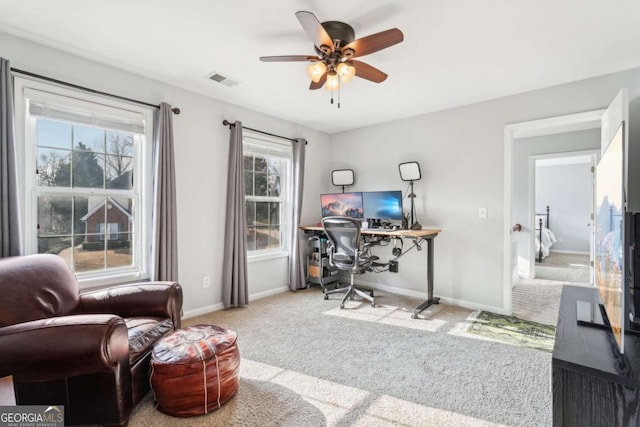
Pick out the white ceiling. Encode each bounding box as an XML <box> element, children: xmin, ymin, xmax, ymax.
<box><xmin>2</xmin><ymin>0</ymin><xmax>640</xmax><ymax>134</ymax></box>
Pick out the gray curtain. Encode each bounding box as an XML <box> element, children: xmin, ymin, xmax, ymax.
<box><xmin>289</xmin><ymin>138</ymin><xmax>306</xmax><ymax>290</ymax></box>
<box><xmin>0</xmin><ymin>57</ymin><xmax>22</xmax><ymax>258</ymax></box>
<box><xmin>222</xmin><ymin>121</ymin><xmax>248</xmax><ymax>307</ymax></box>
<box><xmin>151</xmin><ymin>103</ymin><xmax>178</xmax><ymax>281</ymax></box>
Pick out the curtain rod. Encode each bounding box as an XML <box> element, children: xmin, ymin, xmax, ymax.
<box><xmin>222</xmin><ymin>119</ymin><xmax>306</xmax><ymax>144</ymax></box>
<box><xmin>11</xmin><ymin>67</ymin><xmax>180</xmax><ymax>115</ymax></box>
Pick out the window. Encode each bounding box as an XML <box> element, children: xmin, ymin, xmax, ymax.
<box><xmin>16</xmin><ymin>79</ymin><xmax>153</xmax><ymax>286</ymax></box>
<box><xmin>243</xmin><ymin>133</ymin><xmax>292</xmax><ymax>254</ymax></box>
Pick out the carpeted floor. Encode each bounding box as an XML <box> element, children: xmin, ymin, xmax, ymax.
<box><xmin>128</xmin><ymin>288</ymin><xmax>552</xmax><ymax>426</ymax></box>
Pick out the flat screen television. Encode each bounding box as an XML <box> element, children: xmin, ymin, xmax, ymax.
<box><xmin>362</xmin><ymin>190</ymin><xmax>404</xmax><ymax>221</ymax></box>
<box><xmin>320</xmin><ymin>192</ymin><xmax>364</xmax><ymax>219</ymax></box>
<box><xmin>594</xmin><ymin>122</ymin><xmax>625</xmax><ymax>352</ymax></box>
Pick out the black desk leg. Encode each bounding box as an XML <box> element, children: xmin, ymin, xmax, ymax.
<box><xmin>411</xmin><ymin>237</ymin><xmax>440</xmax><ymax>318</ymax></box>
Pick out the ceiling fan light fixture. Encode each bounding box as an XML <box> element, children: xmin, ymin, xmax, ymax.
<box><xmin>336</xmin><ymin>61</ymin><xmax>356</xmax><ymax>83</ymax></box>
<box><xmin>324</xmin><ymin>71</ymin><xmax>340</xmax><ymax>91</ymax></box>
<box><xmin>307</xmin><ymin>61</ymin><xmax>327</xmax><ymax>83</ymax></box>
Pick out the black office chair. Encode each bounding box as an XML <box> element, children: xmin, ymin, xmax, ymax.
<box><xmin>321</xmin><ymin>216</ymin><xmax>376</xmax><ymax>309</ymax></box>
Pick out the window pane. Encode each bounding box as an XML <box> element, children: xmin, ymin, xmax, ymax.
<box><xmin>255</xmin><ymin>226</ymin><xmax>269</xmax><ymax>250</ymax></box>
<box><xmin>269</xmin><ymin>202</ymin><xmax>280</xmax><ymax>225</ymax></box>
<box><xmin>38</xmin><ymin>237</ymin><xmax>72</xmax><ymax>260</ymax></box>
<box><xmin>107</xmin><ymin>235</ymin><xmax>133</xmax><ymax>268</ymax></box>
<box><xmin>255</xmin><ymin>202</ymin><xmax>269</xmax><ymax>225</ymax></box>
<box><xmin>255</xmin><ymin>156</ymin><xmax>267</xmax><ymax>172</ymax></box>
<box><xmin>244</xmin><ymin>154</ymin><xmax>253</xmax><ymax>172</ymax></box>
<box><xmin>75</xmin><ymin>196</ymin><xmax>98</xmax><ymax>236</ymax></box>
<box><xmin>106</xmin><ymin>131</ymin><xmax>133</xmax><ymax>156</ymax></box>
<box><xmin>246</xmin><ymin>201</ymin><xmax>256</xmax><ymax>225</ymax></box>
<box><xmin>75</xmin><ymin>235</ymin><xmax>106</xmax><ymax>272</ymax></box>
<box><xmin>106</xmin><ymin>155</ymin><xmax>134</xmax><ymax>189</ymax></box>
<box><xmin>246</xmin><ymin>227</ymin><xmax>256</xmax><ymax>251</ymax></box>
<box><xmin>37</xmin><ymin>148</ymin><xmax>71</xmax><ymax>187</ymax></box>
<box><xmin>255</xmin><ymin>172</ymin><xmax>267</xmax><ymax>196</ymax></box>
<box><xmin>38</xmin><ymin>195</ymin><xmax>73</xmax><ymax>236</ymax></box>
<box><xmin>268</xmin><ymin>174</ymin><xmax>281</xmax><ymax>197</ymax></box>
<box><xmin>73</xmin><ymin>125</ymin><xmax>104</xmax><ymax>153</ymax></box>
<box><xmin>37</xmin><ymin>119</ymin><xmax>71</xmax><ymax>150</ymax></box>
<box><xmin>73</xmin><ymin>149</ymin><xmax>105</xmax><ymax>188</ymax></box>
<box><xmin>244</xmin><ymin>171</ymin><xmax>254</xmax><ymax>196</ymax></box>
<box><xmin>268</xmin><ymin>225</ymin><xmax>281</xmax><ymax>249</ymax></box>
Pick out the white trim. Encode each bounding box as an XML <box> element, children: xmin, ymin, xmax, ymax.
<box><xmin>182</xmin><ymin>286</ymin><xmax>289</xmax><ymax>319</ymax></box>
<box><xmin>247</xmin><ymin>250</ymin><xmax>288</xmax><ymax>263</ymax></box>
<box><xmin>550</xmin><ymin>249</ymin><xmax>591</xmax><ymax>255</ymax></box>
<box><xmin>503</xmin><ymin>109</ymin><xmax>605</xmax><ymax>314</ymax></box>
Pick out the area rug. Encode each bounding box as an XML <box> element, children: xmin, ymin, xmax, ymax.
<box><xmin>467</xmin><ymin>311</ymin><xmax>556</xmax><ymax>352</ymax></box>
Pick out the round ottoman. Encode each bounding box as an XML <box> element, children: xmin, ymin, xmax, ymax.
<box><xmin>150</xmin><ymin>324</ymin><xmax>240</xmax><ymax>417</ymax></box>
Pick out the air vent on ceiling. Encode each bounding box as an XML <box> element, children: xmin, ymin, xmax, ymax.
<box><xmin>207</xmin><ymin>72</ymin><xmax>238</xmax><ymax>87</ymax></box>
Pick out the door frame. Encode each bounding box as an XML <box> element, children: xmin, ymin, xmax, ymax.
<box><xmin>503</xmin><ymin>109</ymin><xmax>605</xmax><ymax>315</ymax></box>
<box><xmin>528</xmin><ymin>150</ymin><xmax>599</xmax><ymax>279</ymax></box>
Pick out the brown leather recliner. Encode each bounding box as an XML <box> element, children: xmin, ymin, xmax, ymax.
<box><xmin>0</xmin><ymin>254</ymin><xmax>183</xmax><ymax>426</ymax></box>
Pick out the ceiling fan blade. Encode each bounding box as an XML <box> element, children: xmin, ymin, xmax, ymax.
<box><xmin>343</xmin><ymin>28</ymin><xmax>403</xmax><ymax>58</ymax></box>
<box><xmin>296</xmin><ymin>11</ymin><xmax>334</xmax><ymax>52</ymax></box>
<box><xmin>260</xmin><ymin>55</ymin><xmax>319</xmax><ymax>62</ymax></box>
<box><xmin>352</xmin><ymin>60</ymin><xmax>388</xmax><ymax>83</ymax></box>
<box><xmin>309</xmin><ymin>72</ymin><xmax>328</xmax><ymax>90</ymax></box>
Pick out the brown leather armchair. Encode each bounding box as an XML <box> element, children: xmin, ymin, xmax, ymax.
<box><xmin>0</xmin><ymin>254</ymin><xmax>183</xmax><ymax>426</ymax></box>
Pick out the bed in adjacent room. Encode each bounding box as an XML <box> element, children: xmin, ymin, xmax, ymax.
<box><xmin>535</xmin><ymin>206</ymin><xmax>556</xmax><ymax>262</ymax></box>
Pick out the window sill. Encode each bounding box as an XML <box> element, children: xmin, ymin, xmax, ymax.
<box><xmin>78</xmin><ymin>271</ymin><xmax>148</xmax><ymax>291</ymax></box>
<box><xmin>247</xmin><ymin>250</ymin><xmax>289</xmax><ymax>263</ymax></box>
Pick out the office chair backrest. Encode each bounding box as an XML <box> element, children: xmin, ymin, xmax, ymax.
<box><xmin>321</xmin><ymin>216</ymin><xmax>363</xmax><ymax>269</ymax></box>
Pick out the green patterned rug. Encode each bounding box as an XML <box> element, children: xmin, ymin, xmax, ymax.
<box><xmin>467</xmin><ymin>311</ymin><xmax>556</xmax><ymax>352</ymax></box>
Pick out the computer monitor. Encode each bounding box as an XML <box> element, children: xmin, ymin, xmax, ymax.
<box><xmin>362</xmin><ymin>190</ymin><xmax>404</xmax><ymax>221</ymax></box>
<box><xmin>321</xmin><ymin>192</ymin><xmax>364</xmax><ymax>219</ymax></box>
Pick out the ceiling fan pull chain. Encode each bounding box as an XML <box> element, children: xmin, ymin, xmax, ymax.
<box><xmin>338</xmin><ymin>79</ymin><xmax>341</xmax><ymax>109</ymax></box>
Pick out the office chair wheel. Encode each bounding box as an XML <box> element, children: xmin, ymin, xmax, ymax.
<box><xmin>371</xmin><ymin>301</ymin><xmax>375</xmax><ymax>307</ymax></box>
<box><xmin>324</xmin><ymin>294</ymin><xmax>329</xmax><ymax>300</ymax></box>
<box><xmin>370</xmin><ymin>291</ymin><xmax>374</xmax><ymax>297</ymax></box>
<box><xmin>340</xmin><ymin>303</ymin><xmax>345</xmax><ymax>309</ymax></box>
<box><xmin>411</xmin><ymin>313</ymin><xmax>418</xmax><ymax>319</ymax></box>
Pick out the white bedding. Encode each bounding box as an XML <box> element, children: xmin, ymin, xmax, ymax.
<box><xmin>535</xmin><ymin>227</ymin><xmax>557</xmax><ymax>259</ymax></box>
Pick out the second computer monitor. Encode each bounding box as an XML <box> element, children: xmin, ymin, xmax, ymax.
<box><xmin>321</xmin><ymin>192</ymin><xmax>364</xmax><ymax>219</ymax></box>
<box><xmin>362</xmin><ymin>190</ymin><xmax>403</xmax><ymax>221</ymax></box>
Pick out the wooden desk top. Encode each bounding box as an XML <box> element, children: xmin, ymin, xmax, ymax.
<box><xmin>300</xmin><ymin>225</ymin><xmax>441</xmax><ymax>239</ymax></box>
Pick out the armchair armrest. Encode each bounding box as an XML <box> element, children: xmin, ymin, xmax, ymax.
<box><xmin>78</xmin><ymin>282</ymin><xmax>183</xmax><ymax>328</ymax></box>
<box><xmin>0</xmin><ymin>314</ymin><xmax>129</xmax><ymax>382</ymax></box>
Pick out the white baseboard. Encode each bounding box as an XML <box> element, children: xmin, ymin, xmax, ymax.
<box><xmin>354</xmin><ymin>278</ymin><xmax>508</xmax><ymax>315</ymax></box>
<box><xmin>550</xmin><ymin>249</ymin><xmax>590</xmax><ymax>255</ymax></box>
<box><xmin>183</xmin><ymin>286</ymin><xmax>290</xmax><ymax>319</ymax></box>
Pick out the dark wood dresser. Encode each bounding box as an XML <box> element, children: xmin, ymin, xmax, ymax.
<box><xmin>552</xmin><ymin>285</ymin><xmax>640</xmax><ymax>426</ymax></box>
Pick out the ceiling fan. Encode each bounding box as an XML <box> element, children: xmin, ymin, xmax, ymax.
<box><xmin>259</xmin><ymin>11</ymin><xmax>404</xmax><ymax>106</ymax></box>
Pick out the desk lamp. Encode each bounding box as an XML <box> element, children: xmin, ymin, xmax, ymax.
<box><xmin>399</xmin><ymin>161</ymin><xmax>422</xmax><ymax>230</ymax></box>
<box><xmin>331</xmin><ymin>169</ymin><xmax>354</xmax><ymax>193</ymax></box>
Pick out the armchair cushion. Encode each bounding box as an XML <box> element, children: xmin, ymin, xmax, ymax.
<box><xmin>126</xmin><ymin>317</ymin><xmax>173</xmax><ymax>364</ymax></box>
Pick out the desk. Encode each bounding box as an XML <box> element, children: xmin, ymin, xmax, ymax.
<box><xmin>300</xmin><ymin>226</ymin><xmax>441</xmax><ymax>317</ymax></box>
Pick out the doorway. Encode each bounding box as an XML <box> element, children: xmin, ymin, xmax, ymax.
<box><xmin>531</xmin><ymin>152</ymin><xmax>596</xmax><ymax>284</ymax></box>
<box><xmin>502</xmin><ymin>109</ymin><xmax>605</xmax><ymax>322</ymax></box>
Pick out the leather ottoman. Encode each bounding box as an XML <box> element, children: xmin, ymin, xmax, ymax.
<box><xmin>150</xmin><ymin>324</ymin><xmax>240</xmax><ymax>417</ymax></box>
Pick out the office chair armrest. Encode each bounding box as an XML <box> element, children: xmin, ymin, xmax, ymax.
<box><xmin>0</xmin><ymin>314</ymin><xmax>129</xmax><ymax>381</ymax></box>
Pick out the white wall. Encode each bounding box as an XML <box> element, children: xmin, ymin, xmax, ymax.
<box><xmin>328</xmin><ymin>68</ymin><xmax>640</xmax><ymax>313</ymax></box>
<box><xmin>1</xmin><ymin>31</ymin><xmax>331</xmax><ymax>316</ymax></box>
<box><xmin>512</xmin><ymin>130</ymin><xmax>599</xmax><ymax>276</ymax></box>
<box><xmin>535</xmin><ymin>162</ymin><xmax>593</xmax><ymax>253</ymax></box>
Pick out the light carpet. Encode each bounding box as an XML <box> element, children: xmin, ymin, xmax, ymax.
<box><xmin>128</xmin><ymin>288</ymin><xmax>552</xmax><ymax>426</ymax></box>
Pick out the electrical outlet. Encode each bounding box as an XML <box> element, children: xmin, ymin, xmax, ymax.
<box><xmin>202</xmin><ymin>276</ymin><xmax>211</xmax><ymax>288</ymax></box>
<box><xmin>389</xmin><ymin>261</ymin><xmax>399</xmax><ymax>273</ymax></box>
<box><xmin>478</xmin><ymin>207</ymin><xmax>488</xmax><ymax>219</ymax></box>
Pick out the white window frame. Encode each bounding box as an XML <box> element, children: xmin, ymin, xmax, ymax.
<box><xmin>14</xmin><ymin>77</ymin><xmax>154</xmax><ymax>288</ymax></box>
<box><xmin>243</xmin><ymin>131</ymin><xmax>292</xmax><ymax>261</ymax></box>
